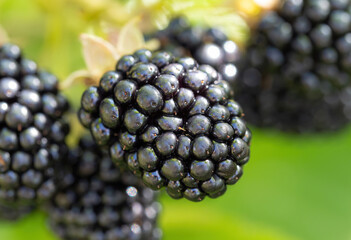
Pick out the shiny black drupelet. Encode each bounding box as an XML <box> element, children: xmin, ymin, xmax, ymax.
<box><xmin>79</xmin><ymin>50</ymin><xmax>251</xmax><ymax>202</ymax></box>
<box><xmin>0</xmin><ymin>43</ymin><xmax>69</xmax><ymax>211</ymax></box>
<box><xmin>236</xmin><ymin>0</ymin><xmax>351</xmax><ymax>132</ymax></box>
<box><xmin>48</xmin><ymin>136</ymin><xmax>161</xmax><ymax>240</ymax></box>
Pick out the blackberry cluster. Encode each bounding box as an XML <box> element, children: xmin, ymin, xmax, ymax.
<box><xmin>0</xmin><ymin>203</ymin><xmax>33</xmax><ymax>221</ymax></box>
<box><xmin>0</xmin><ymin>43</ymin><xmax>69</xmax><ymax>207</ymax></box>
<box><xmin>79</xmin><ymin>50</ymin><xmax>251</xmax><ymax>202</ymax></box>
<box><xmin>153</xmin><ymin>17</ymin><xmax>241</xmax><ymax>84</ymax></box>
<box><xmin>49</xmin><ymin>136</ymin><xmax>161</xmax><ymax>240</ymax></box>
<box><xmin>236</xmin><ymin>0</ymin><xmax>351</xmax><ymax>132</ymax></box>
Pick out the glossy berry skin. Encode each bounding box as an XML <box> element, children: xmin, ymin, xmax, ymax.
<box><xmin>0</xmin><ymin>43</ymin><xmax>69</xmax><ymax>208</ymax></box>
<box><xmin>236</xmin><ymin>0</ymin><xmax>351</xmax><ymax>132</ymax></box>
<box><xmin>48</xmin><ymin>136</ymin><xmax>161</xmax><ymax>240</ymax></box>
<box><xmin>151</xmin><ymin>17</ymin><xmax>241</xmax><ymax>84</ymax></box>
<box><xmin>79</xmin><ymin>51</ymin><xmax>251</xmax><ymax>201</ymax></box>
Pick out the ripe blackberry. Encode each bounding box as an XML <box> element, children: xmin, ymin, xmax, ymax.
<box><xmin>236</xmin><ymin>0</ymin><xmax>351</xmax><ymax>132</ymax></box>
<box><xmin>0</xmin><ymin>43</ymin><xmax>70</xmax><ymax>209</ymax></box>
<box><xmin>0</xmin><ymin>203</ymin><xmax>33</xmax><ymax>221</ymax></box>
<box><xmin>48</xmin><ymin>136</ymin><xmax>161</xmax><ymax>240</ymax></box>
<box><xmin>151</xmin><ymin>17</ymin><xmax>241</xmax><ymax>84</ymax></box>
<box><xmin>79</xmin><ymin>51</ymin><xmax>251</xmax><ymax>201</ymax></box>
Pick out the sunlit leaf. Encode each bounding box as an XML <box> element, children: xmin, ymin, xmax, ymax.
<box><xmin>0</xmin><ymin>25</ymin><xmax>9</xmax><ymax>45</ymax></box>
<box><xmin>199</xmin><ymin>10</ymin><xmax>250</xmax><ymax>46</ymax></box>
<box><xmin>144</xmin><ymin>39</ymin><xmax>160</xmax><ymax>51</ymax></box>
<box><xmin>74</xmin><ymin>0</ymin><xmax>110</xmax><ymax>10</ymax></box>
<box><xmin>105</xmin><ymin>3</ymin><xmax>136</xmax><ymax>25</ymax></box>
<box><xmin>141</xmin><ymin>0</ymin><xmax>160</xmax><ymax>7</ymax></box>
<box><xmin>116</xmin><ymin>17</ymin><xmax>145</xmax><ymax>55</ymax></box>
<box><xmin>170</xmin><ymin>1</ymin><xmax>195</xmax><ymax>12</ymax></box>
<box><xmin>161</xmin><ymin>204</ymin><xmax>298</xmax><ymax>240</ymax></box>
<box><xmin>100</xmin><ymin>21</ymin><xmax>120</xmax><ymax>49</ymax></box>
<box><xmin>34</xmin><ymin>0</ymin><xmax>65</xmax><ymax>12</ymax></box>
<box><xmin>254</xmin><ymin>0</ymin><xmax>279</xmax><ymax>9</ymax></box>
<box><xmin>80</xmin><ymin>33</ymin><xmax>119</xmax><ymax>79</ymax></box>
<box><xmin>60</xmin><ymin>69</ymin><xmax>92</xmax><ymax>89</ymax></box>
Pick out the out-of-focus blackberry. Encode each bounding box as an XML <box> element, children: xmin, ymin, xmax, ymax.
<box><xmin>48</xmin><ymin>136</ymin><xmax>161</xmax><ymax>240</ymax></box>
<box><xmin>0</xmin><ymin>43</ymin><xmax>70</xmax><ymax>209</ymax></box>
<box><xmin>79</xmin><ymin>50</ymin><xmax>251</xmax><ymax>202</ymax></box>
<box><xmin>236</xmin><ymin>0</ymin><xmax>351</xmax><ymax>132</ymax></box>
<box><xmin>151</xmin><ymin>17</ymin><xmax>241</xmax><ymax>84</ymax></box>
<box><xmin>0</xmin><ymin>203</ymin><xmax>33</xmax><ymax>221</ymax></box>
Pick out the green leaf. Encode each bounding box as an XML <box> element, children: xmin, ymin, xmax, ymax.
<box><xmin>80</xmin><ymin>33</ymin><xmax>119</xmax><ymax>79</ymax></box>
<box><xmin>0</xmin><ymin>25</ymin><xmax>9</xmax><ymax>44</ymax></box>
<box><xmin>160</xmin><ymin>203</ymin><xmax>297</xmax><ymax>240</ymax></box>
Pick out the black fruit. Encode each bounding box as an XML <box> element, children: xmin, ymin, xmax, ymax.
<box><xmin>0</xmin><ymin>43</ymin><xmax>69</xmax><ymax>209</ymax></box>
<box><xmin>236</xmin><ymin>0</ymin><xmax>351</xmax><ymax>132</ymax></box>
<box><xmin>79</xmin><ymin>50</ymin><xmax>251</xmax><ymax>201</ymax></box>
<box><xmin>48</xmin><ymin>136</ymin><xmax>161</xmax><ymax>240</ymax></box>
<box><xmin>150</xmin><ymin>17</ymin><xmax>241</xmax><ymax>84</ymax></box>
<box><xmin>0</xmin><ymin>203</ymin><xmax>33</xmax><ymax>221</ymax></box>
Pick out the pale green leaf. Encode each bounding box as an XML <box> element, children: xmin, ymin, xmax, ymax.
<box><xmin>0</xmin><ymin>25</ymin><xmax>9</xmax><ymax>45</ymax></box>
<box><xmin>116</xmin><ymin>17</ymin><xmax>145</xmax><ymax>55</ymax></box>
<box><xmin>60</xmin><ymin>69</ymin><xmax>92</xmax><ymax>89</ymax></box>
<box><xmin>80</xmin><ymin>33</ymin><xmax>119</xmax><ymax>80</ymax></box>
<box><xmin>100</xmin><ymin>21</ymin><xmax>120</xmax><ymax>49</ymax></box>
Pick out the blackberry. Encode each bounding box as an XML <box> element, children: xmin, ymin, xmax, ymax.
<box><xmin>0</xmin><ymin>203</ymin><xmax>33</xmax><ymax>221</ymax></box>
<box><xmin>79</xmin><ymin>51</ymin><xmax>251</xmax><ymax>201</ymax></box>
<box><xmin>48</xmin><ymin>136</ymin><xmax>161</xmax><ymax>240</ymax></box>
<box><xmin>151</xmin><ymin>17</ymin><xmax>241</xmax><ymax>84</ymax></box>
<box><xmin>0</xmin><ymin>43</ymin><xmax>69</xmax><ymax>209</ymax></box>
<box><xmin>236</xmin><ymin>0</ymin><xmax>351</xmax><ymax>132</ymax></box>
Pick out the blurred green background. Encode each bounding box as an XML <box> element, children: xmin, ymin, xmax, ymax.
<box><xmin>1</xmin><ymin>0</ymin><xmax>351</xmax><ymax>240</ymax></box>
